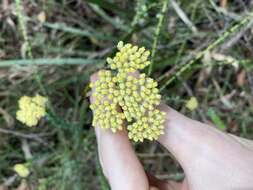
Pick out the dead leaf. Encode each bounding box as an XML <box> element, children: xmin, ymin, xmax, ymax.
<box><xmin>37</xmin><ymin>11</ymin><xmax>46</xmax><ymax>23</ymax></box>
<box><xmin>16</xmin><ymin>180</ymin><xmax>29</xmax><ymax>190</ymax></box>
<box><xmin>237</xmin><ymin>70</ymin><xmax>246</xmax><ymax>86</ymax></box>
<box><xmin>227</xmin><ymin>121</ymin><xmax>239</xmax><ymax>133</ymax></box>
<box><xmin>0</xmin><ymin>107</ymin><xmax>14</xmax><ymax>127</ymax></box>
<box><xmin>0</xmin><ymin>185</ymin><xmax>7</xmax><ymax>190</ymax></box>
<box><xmin>0</xmin><ymin>69</ymin><xmax>8</xmax><ymax>79</ymax></box>
<box><xmin>211</xmin><ymin>52</ymin><xmax>239</xmax><ymax>70</ymax></box>
<box><xmin>2</xmin><ymin>0</ymin><xmax>9</xmax><ymax>10</ymax></box>
<box><xmin>220</xmin><ymin>0</ymin><xmax>227</xmax><ymax>8</ymax></box>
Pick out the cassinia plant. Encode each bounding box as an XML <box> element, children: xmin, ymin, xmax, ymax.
<box><xmin>90</xmin><ymin>41</ymin><xmax>166</xmax><ymax>142</ymax></box>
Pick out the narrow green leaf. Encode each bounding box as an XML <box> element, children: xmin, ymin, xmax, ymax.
<box><xmin>207</xmin><ymin>108</ymin><xmax>226</xmax><ymax>131</ymax></box>
<box><xmin>0</xmin><ymin>58</ymin><xmax>103</xmax><ymax>67</ymax></box>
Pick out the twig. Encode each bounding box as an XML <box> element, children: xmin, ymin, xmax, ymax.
<box><xmin>220</xmin><ymin>18</ymin><xmax>253</xmax><ymax>52</ymax></box>
<box><xmin>209</xmin><ymin>0</ymin><xmax>242</xmax><ymax>20</ymax></box>
<box><xmin>3</xmin><ymin>175</ymin><xmax>17</xmax><ymax>186</ymax></box>
<box><xmin>21</xmin><ymin>139</ymin><xmax>33</xmax><ymax>160</ymax></box>
<box><xmin>0</xmin><ymin>128</ymin><xmax>48</xmax><ymax>145</ymax></box>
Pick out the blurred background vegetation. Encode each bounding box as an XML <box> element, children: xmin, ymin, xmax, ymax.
<box><xmin>0</xmin><ymin>0</ymin><xmax>253</xmax><ymax>189</ymax></box>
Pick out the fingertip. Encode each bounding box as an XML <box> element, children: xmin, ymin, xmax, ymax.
<box><xmin>96</xmin><ymin>128</ymin><xmax>149</xmax><ymax>190</ymax></box>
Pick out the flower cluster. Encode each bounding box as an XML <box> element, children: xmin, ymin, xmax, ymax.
<box><xmin>186</xmin><ymin>97</ymin><xmax>198</xmax><ymax>111</ymax></box>
<box><xmin>16</xmin><ymin>95</ymin><xmax>47</xmax><ymax>127</ymax></box>
<box><xmin>14</xmin><ymin>163</ymin><xmax>30</xmax><ymax>178</ymax></box>
<box><xmin>90</xmin><ymin>71</ymin><xmax>125</xmax><ymax>133</ymax></box>
<box><xmin>90</xmin><ymin>41</ymin><xmax>166</xmax><ymax>142</ymax></box>
<box><xmin>106</xmin><ymin>41</ymin><xmax>151</xmax><ymax>73</ymax></box>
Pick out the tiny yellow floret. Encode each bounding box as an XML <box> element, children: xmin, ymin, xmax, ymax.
<box><xmin>16</xmin><ymin>95</ymin><xmax>47</xmax><ymax>127</ymax></box>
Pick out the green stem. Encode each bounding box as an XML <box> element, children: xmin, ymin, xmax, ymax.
<box><xmin>148</xmin><ymin>0</ymin><xmax>169</xmax><ymax>75</ymax></box>
<box><xmin>15</xmin><ymin>0</ymin><xmax>33</xmax><ymax>59</ymax></box>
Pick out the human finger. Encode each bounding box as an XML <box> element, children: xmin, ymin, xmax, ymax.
<box><xmin>90</xmin><ymin>72</ymin><xmax>149</xmax><ymax>190</ymax></box>
<box><xmin>157</xmin><ymin>104</ymin><xmax>253</xmax><ymax>189</ymax></box>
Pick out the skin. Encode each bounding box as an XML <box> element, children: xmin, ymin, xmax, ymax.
<box><xmin>90</xmin><ymin>73</ymin><xmax>253</xmax><ymax>190</ymax></box>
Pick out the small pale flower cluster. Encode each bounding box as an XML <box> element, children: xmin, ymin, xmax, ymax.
<box><xmin>16</xmin><ymin>95</ymin><xmax>47</xmax><ymax>127</ymax></box>
<box><xmin>14</xmin><ymin>163</ymin><xmax>30</xmax><ymax>178</ymax></box>
<box><xmin>186</xmin><ymin>97</ymin><xmax>198</xmax><ymax>111</ymax></box>
<box><xmin>90</xmin><ymin>41</ymin><xmax>166</xmax><ymax>142</ymax></box>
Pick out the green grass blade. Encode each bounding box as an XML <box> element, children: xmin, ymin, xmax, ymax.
<box><xmin>0</xmin><ymin>58</ymin><xmax>103</xmax><ymax>67</ymax></box>
<box><xmin>207</xmin><ymin>108</ymin><xmax>226</xmax><ymax>131</ymax></box>
<box><xmin>86</xmin><ymin>0</ymin><xmax>133</xmax><ymax>18</ymax></box>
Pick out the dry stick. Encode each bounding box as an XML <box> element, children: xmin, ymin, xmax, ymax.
<box><xmin>170</xmin><ymin>0</ymin><xmax>198</xmax><ymax>33</ymax></box>
<box><xmin>0</xmin><ymin>128</ymin><xmax>48</xmax><ymax>145</ymax></box>
<box><xmin>160</xmin><ymin>13</ymin><xmax>253</xmax><ymax>92</ymax></box>
<box><xmin>21</xmin><ymin>139</ymin><xmax>33</xmax><ymax>159</ymax></box>
<box><xmin>220</xmin><ymin>18</ymin><xmax>253</xmax><ymax>52</ymax></box>
<box><xmin>3</xmin><ymin>175</ymin><xmax>17</xmax><ymax>187</ymax></box>
<box><xmin>209</xmin><ymin>0</ymin><xmax>241</xmax><ymax>21</ymax></box>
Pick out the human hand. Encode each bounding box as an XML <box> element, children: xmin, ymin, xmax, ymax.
<box><xmin>90</xmin><ymin>72</ymin><xmax>253</xmax><ymax>190</ymax></box>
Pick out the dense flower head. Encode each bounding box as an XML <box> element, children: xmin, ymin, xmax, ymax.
<box><xmin>106</xmin><ymin>41</ymin><xmax>151</xmax><ymax>73</ymax></box>
<box><xmin>186</xmin><ymin>97</ymin><xmax>198</xmax><ymax>111</ymax></box>
<box><xmin>90</xmin><ymin>41</ymin><xmax>166</xmax><ymax>142</ymax></box>
<box><xmin>14</xmin><ymin>163</ymin><xmax>30</xmax><ymax>178</ymax></box>
<box><xmin>16</xmin><ymin>95</ymin><xmax>47</xmax><ymax>127</ymax></box>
